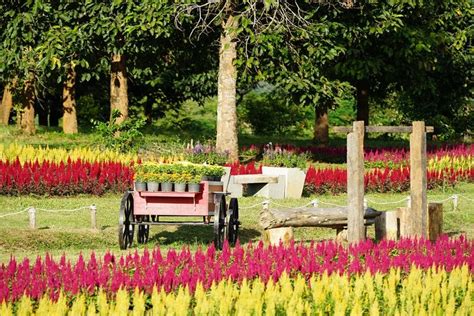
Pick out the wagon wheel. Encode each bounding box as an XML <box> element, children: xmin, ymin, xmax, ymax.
<box><xmin>138</xmin><ymin>216</ymin><xmax>150</xmax><ymax>244</ymax></box>
<box><xmin>118</xmin><ymin>191</ymin><xmax>135</xmax><ymax>250</ymax></box>
<box><xmin>227</xmin><ymin>198</ymin><xmax>240</xmax><ymax>247</ymax></box>
<box><xmin>213</xmin><ymin>195</ymin><xmax>227</xmax><ymax>250</ymax></box>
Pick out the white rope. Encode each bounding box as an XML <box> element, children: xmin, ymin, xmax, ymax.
<box><xmin>266</xmin><ymin>200</ymin><xmax>316</xmax><ymax>209</ymax></box>
<box><xmin>317</xmin><ymin>200</ymin><xmax>346</xmax><ymax>207</ymax></box>
<box><xmin>0</xmin><ymin>207</ymin><xmax>30</xmax><ymax>218</ymax></box>
<box><xmin>239</xmin><ymin>202</ymin><xmax>267</xmax><ymax>210</ymax></box>
<box><xmin>35</xmin><ymin>206</ymin><xmax>91</xmax><ymax>213</ymax></box>
<box><xmin>458</xmin><ymin>194</ymin><xmax>474</xmax><ymax>202</ymax></box>
<box><xmin>365</xmin><ymin>196</ymin><xmax>409</xmax><ymax>205</ymax></box>
<box><xmin>428</xmin><ymin>195</ymin><xmax>455</xmax><ymax>204</ymax></box>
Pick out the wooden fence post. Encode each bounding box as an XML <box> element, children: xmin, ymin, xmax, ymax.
<box><xmin>375</xmin><ymin>211</ymin><xmax>398</xmax><ymax>241</ymax></box>
<box><xmin>28</xmin><ymin>207</ymin><xmax>36</xmax><ymax>229</ymax></box>
<box><xmin>409</xmin><ymin>121</ymin><xmax>427</xmax><ymax>237</ymax></box>
<box><xmin>428</xmin><ymin>203</ymin><xmax>443</xmax><ymax>242</ymax></box>
<box><xmin>90</xmin><ymin>204</ymin><xmax>97</xmax><ymax>230</ymax></box>
<box><xmin>347</xmin><ymin>121</ymin><xmax>365</xmax><ymax>243</ymax></box>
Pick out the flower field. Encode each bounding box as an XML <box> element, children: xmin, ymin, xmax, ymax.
<box><xmin>0</xmin><ymin>160</ymin><xmax>132</xmax><ymax>195</ymax></box>
<box><xmin>0</xmin><ymin>144</ymin><xmax>472</xmax><ymax>196</ymax></box>
<box><xmin>0</xmin><ymin>237</ymin><xmax>472</xmax><ymax>314</ymax></box>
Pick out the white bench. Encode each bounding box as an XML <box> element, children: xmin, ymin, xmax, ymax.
<box><xmin>226</xmin><ymin>174</ymin><xmax>286</xmax><ymax>199</ymax></box>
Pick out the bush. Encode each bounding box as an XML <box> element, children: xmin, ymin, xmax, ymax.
<box><xmin>91</xmin><ymin>110</ymin><xmax>146</xmax><ymax>153</ymax></box>
<box><xmin>239</xmin><ymin>83</ymin><xmax>310</xmax><ymax>136</ymax></box>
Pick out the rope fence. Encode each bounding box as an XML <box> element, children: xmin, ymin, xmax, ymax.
<box><xmin>0</xmin><ymin>205</ymin><xmax>97</xmax><ymax>229</ymax></box>
<box><xmin>239</xmin><ymin>193</ymin><xmax>472</xmax><ymax>211</ymax></box>
<box><xmin>0</xmin><ymin>193</ymin><xmax>472</xmax><ymax>228</ymax></box>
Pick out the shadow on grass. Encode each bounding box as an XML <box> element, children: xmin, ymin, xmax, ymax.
<box><xmin>148</xmin><ymin>225</ymin><xmax>261</xmax><ymax>246</ymax></box>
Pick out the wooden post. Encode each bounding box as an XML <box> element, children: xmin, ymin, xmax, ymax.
<box><xmin>347</xmin><ymin>121</ymin><xmax>365</xmax><ymax>243</ymax></box>
<box><xmin>375</xmin><ymin>211</ymin><xmax>398</xmax><ymax>241</ymax></box>
<box><xmin>409</xmin><ymin>121</ymin><xmax>427</xmax><ymax>238</ymax></box>
<box><xmin>428</xmin><ymin>203</ymin><xmax>443</xmax><ymax>242</ymax></box>
<box><xmin>90</xmin><ymin>204</ymin><xmax>97</xmax><ymax>230</ymax></box>
<box><xmin>28</xmin><ymin>207</ymin><xmax>36</xmax><ymax>229</ymax></box>
<box><xmin>397</xmin><ymin>207</ymin><xmax>408</xmax><ymax>238</ymax></box>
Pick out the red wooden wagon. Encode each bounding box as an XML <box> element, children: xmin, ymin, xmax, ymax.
<box><xmin>118</xmin><ymin>181</ymin><xmax>239</xmax><ymax>250</ymax></box>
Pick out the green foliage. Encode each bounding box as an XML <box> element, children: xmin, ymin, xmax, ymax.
<box><xmin>238</xmin><ymin>83</ymin><xmax>311</xmax><ymax>136</ymax></box>
<box><xmin>91</xmin><ymin>110</ymin><xmax>145</xmax><ymax>152</ymax></box>
<box><xmin>261</xmin><ymin>143</ymin><xmax>308</xmax><ymax>169</ymax></box>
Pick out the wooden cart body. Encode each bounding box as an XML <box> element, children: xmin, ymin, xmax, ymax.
<box><xmin>118</xmin><ymin>181</ymin><xmax>239</xmax><ymax>250</ymax></box>
<box><xmin>133</xmin><ymin>181</ymin><xmax>223</xmax><ymax>217</ymax></box>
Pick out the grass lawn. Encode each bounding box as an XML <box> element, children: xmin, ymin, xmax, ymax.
<box><xmin>0</xmin><ymin>183</ymin><xmax>472</xmax><ymax>263</ymax></box>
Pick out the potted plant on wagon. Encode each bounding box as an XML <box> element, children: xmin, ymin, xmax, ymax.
<box><xmin>187</xmin><ymin>174</ymin><xmax>202</xmax><ymax>193</ymax></box>
<box><xmin>202</xmin><ymin>165</ymin><xmax>225</xmax><ymax>181</ymax></box>
<box><xmin>159</xmin><ymin>173</ymin><xmax>173</xmax><ymax>192</ymax></box>
<box><xmin>173</xmin><ymin>172</ymin><xmax>189</xmax><ymax>192</ymax></box>
<box><xmin>133</xmin><ymin>165</ymin><xmax>147</xmax><ymax>192</ymax></box>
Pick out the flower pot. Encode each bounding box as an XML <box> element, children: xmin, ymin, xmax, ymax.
<box><xmin>161</xmin><ymin>182</ymin><xmax>173</xmax><ymax>192</ymax></box>
<box><xmin>188</xmin><ymin>183</ymin><xmax>201</xmax><ymax>193</ymax></box>
<box><xmin>134</xmin><ymin>181</ymin><xmax>147</xmax><ymax>192</ymax></box>
<box><xmin>174</xmin><ymin>183</ymin><xmax>186</xmax><ymax>192</ymax></box>
<box><xmin>147</xmin><ymin>181</ymin><xmax>159</xmax><ymax>192</ymax></box>
<box><xmin>262</xmin><ymin>166</ymin><xmax>306</xmax><ymax>198</ymax></box>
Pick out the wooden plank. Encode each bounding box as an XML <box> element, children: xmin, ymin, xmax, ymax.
<box><xmin>332</xmin><ymin>125</ymin><xmax>434</xmax><ymax>133</ymax></box>
<box><xmin>233</xmin><ymin>174</ymin><xmax>279</xmax><ymax>184</ymax></box>
<box><xmin>139</xmin><ymin>191</ymin><xmax>199</xmax><ymax>198</ymax></box>
<box><xmin>409</xmin><ymin>121</ymin><xmax>428</xmax><ymax>238</ymax></box>
<box><xmin>347</xmin><ymin>121</ymin><xmax>365</xmax><ymax>243</ymax></box>
<box><xmin>428</xmin><ymin>203</ymin><xmax>443</xmax><ymax>242</ymax></box>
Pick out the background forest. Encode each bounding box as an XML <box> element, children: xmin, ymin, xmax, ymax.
<box><xmin>0</xmin><ymin>0</ymin><xmax>472</xmax><ymax>156</ymax></box>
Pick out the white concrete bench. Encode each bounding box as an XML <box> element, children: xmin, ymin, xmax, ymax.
<box><xmin>227</xmin><ymin>174</ymin><xmax>286</xmax><ymax>199</ymax></box>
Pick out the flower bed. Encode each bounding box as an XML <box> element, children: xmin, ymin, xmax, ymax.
<box><xmin>0</xmin><ymin>236</ymin><xmax>472</xmax><ymax>303</ymax></box>
<box><xmin>304</xmin><ymin>165</ymin><xmax>474</xmax><ymax>195</ymax></box>
<box><xmin>0</xmin><ymin>159</ymin><xmax>133</xmax><ymax>196</ymax></box>
<box><xmin>2</xmin><ymin>265</ymin><xmax>471</xmax><ymax>315</ymax></box>
<box><xmin>0</xmin><ymin>143</ymin><xmax>138</xmax><ymax>164</ymax></box>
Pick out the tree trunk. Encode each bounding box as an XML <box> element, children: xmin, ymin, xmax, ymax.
<box><xmin>0</xmin><ymin>81</ymin><xmax>15</xmax><ymax>125</ymax></box>
<box><xmin>314</xmin><ymin>101</ymin><xmax>330</xmax><ymax>146</ymax></box>
<box><xmin>62</xmin><ymin>64</ymin><xmax>78</xmax><ymax>134</ymax></box>
<box><xmin>216</xmin><ymin>15</ymin><xmax>239</xmax><ymax>162</ymax></box>
<box><xmin>355</xmin><ymin>80</ymin><xmax>369</xmax><ymax>126</ymax></box>
<box><xmin>37</xmin><ymin>104</ymin><xmax>48</xmax><ymax>126</ymax></box>
<box><xmin>110</xmin><ymin>54</ymin><xmax>128</xmax><ymax>125</ymax></box>
<box><xmin>260</xmin><ymin>206</ymin><xmax>381</xmax><ymax>230</ymax></box>
<box><xmin>20</xmin><ymin>77</ymin><xmax>36</xmax><ymax>135</ymax></box>
<box><xmin>49</xmin><ymin>95</ymin><xmax>60</xmax><ymax>127</ymax></box>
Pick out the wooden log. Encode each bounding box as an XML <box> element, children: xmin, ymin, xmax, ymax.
<box><xmin>264</xmin><ymin>227</ymin><xmax>294</xmax><ymax>246</ymax></box>
<box><xmin>428</xmin><ymin>203</ymin><xmax>443</xmax><ymax>242</ymax></box>
<box><xmin>332</xmin><ymin>126</ymin><xmax>434</xmax><ymax>134</ymax></box>
<box><xmin>375</xmin><ymin>211</ymin><xmax>398</xmax><ymax>241</ymax></box>
<box><xmin>260</xmin><ymin>206</ymin><xmax>381</xmax><ymax>230</ymax></box>
<box><xmin>347</xmin><ymin>121</ymin><xmax>365</xmax><ymax>243</ymax></box>
<box><xmin>409</xmin><ymin>121</ymin><xmax>427</xmax><ymax>238</ymax></box>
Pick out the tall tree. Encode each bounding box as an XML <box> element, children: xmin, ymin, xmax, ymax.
<box><xmin>331</xmin><ymin>0</ymin><xmax>472</xmax><ymax>134</ymax></box>
<box><xmin>0</xmin><ymin>80</ymin><xmax>15</xmax><ymax>125</ymax></box>
<box><xmin>179</xmin><ymin>1</ymin><xmax>312</xmax><ymax>161</ymax></box>
<box><xmin>0</xmin><ymin>1</ymin><xmax>53</xmax><ymax>134</ymax></box>
<box><xmin>85</xmin><ymin>0</ymin><xmax>174</xmax><ymax>125</ymax></box>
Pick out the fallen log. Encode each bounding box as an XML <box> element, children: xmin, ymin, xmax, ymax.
<box><xmin>260</xmin><ymin>206</ymin><xmax>381</xmax><ymax>230</ymax></box>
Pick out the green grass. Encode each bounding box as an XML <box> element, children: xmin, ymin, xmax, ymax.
<box><xmin>0</xmin><ymin>183</ymin><xmax>472</xmax><ymax>263</ymax></box>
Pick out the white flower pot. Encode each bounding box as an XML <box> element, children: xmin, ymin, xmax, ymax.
<box><xmin>261</xmin><ymin>166</ymin><xmax>306</xmax><ymax>198</ymax></box>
